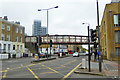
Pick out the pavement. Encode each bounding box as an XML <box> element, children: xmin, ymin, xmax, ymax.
<box><xmin>74</xmin><ymin>56</ymin><xmax>120</xmax><ymax>79</ymax></box>
<box><xmin>103</xmin><ymin>60</ymin><xmax>119</xmax><ymax>78</ymax></box>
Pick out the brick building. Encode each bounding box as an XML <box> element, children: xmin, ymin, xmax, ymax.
<box><xmin>0</xmin><ymin>16</ymin><xmax>25</xmax><ymax>54</ymax></box>
<box><xmin>100</xmin><ymin>1</ymin><xmax>120</xmax><ymax>60</ymax></box>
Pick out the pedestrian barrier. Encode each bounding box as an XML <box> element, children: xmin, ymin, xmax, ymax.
<box><xmin>0</xmin><ymin>54</ymin><xmax>8</xmax><ymax>59</ymax></box>
<box><xmin>60</xmin><ymin>53</ymin><xmax>62</xmax><ymax>57</ymax></box>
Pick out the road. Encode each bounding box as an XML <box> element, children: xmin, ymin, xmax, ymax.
<box><xmin>0</xmin><ymin>55</ymin><xmax>107</xmax><ymax>80</ymax></box>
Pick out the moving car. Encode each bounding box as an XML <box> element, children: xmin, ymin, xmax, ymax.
<box><xmin>73</xmin><ymin>52</ymin><xmax>79</xmax><ymax>57</ymax></box>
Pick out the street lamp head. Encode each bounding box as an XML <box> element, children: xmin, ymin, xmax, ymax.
<box><xmin>82</xmin><ymin>23</ymin><xmax>85</xmax><ymax>25</ymax></box>
<box><xmin>38</xmin><ymin>9</ymin><xmax>41</xmax><ymax>11</ymax></box>
<box><xmin>54</xmin><ymin>6</ymin><xmax>58</xmax><ymax>8</ymax></box>
<box><xmin>82</xmin><ymin>23</ymin><xmax>90</xmax><ymax>26</ymax></box>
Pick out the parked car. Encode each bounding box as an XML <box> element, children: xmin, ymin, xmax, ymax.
<box><xmin>73</xmin><ymin>52</ymin><xmax>79</xmax><ymax>57</ymax></box>
<box><xmin>68</xmin><ymin>50</ymin><xmax>73</xmax><ymax>54</ymax></box>
<box><xmin>39</xmin><ymin>53</ymin><xmax>50</xmax><ymax>58</ymax></box>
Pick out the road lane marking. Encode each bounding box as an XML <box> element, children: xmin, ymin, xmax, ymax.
<box><xmin>53</xmin><ymin>60</ymin><xmax>76</xmax><ymax>69</ymax></box>
<box><xmin>31</xmin><ymin>68</ymin><xmax>47</xmax><ymax>70</ymax></box>
<box><xmin>42</xmin><ymin>65</ymin><xmax>65</xmax><ymax>76</ymax></box>
<box><xmin>0</xmin><ymin>70</ymin><xmax>7</xmax><ymax>73</ymax></box>
<box><xmin>26</xmin><ymin>66</ymin><xmax>40</xmax><ymax>80</ymax></box>
<box><xmin>0</xmin><ymin>63</ymin><xmax>42</xmax><ymax>72</ymax></box>
<box><xmin>2</xmin><ymin>70</ymin><xmax>7</xmax><ymax>78</ymax></box>
<box><xmin>0</xmin><ymin>57</ymin><xmax>75</xmax><ymax>75</ymax></box>
<box><xmin>62</xmin><ymin>62</ymin><xmax>82</xmax><ymax>80</ymax></box>
<box><xmin>62</xmin><ymin>60</ymin><xmax>76</xmax><ymax>66</ymax></box>
<box><xmin>55</xmin><ymin>65</ymin><xmax>66</xmax><ymax>69</ymax></box>
<box><xmin>39</xmin><ymin>72</ymin><xmax>55</xmax><ymax>75</ymax></box>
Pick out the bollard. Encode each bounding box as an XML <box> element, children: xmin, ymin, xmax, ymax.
<box><xmin>60</xmin><ymin>53</ymin><xmax>62</xmax><ymax>57</ymax></box>
<box><xmin>82</xmin><ymin>58</ymin><xmax>87</xmax><ymax>69</ymax></box>
<box><xmin>35</xmin><ymin>54</ymin><xmax>38</xmax><ymax>60</ymax></box>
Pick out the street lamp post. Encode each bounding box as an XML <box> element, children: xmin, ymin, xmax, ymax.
<box><xmin>38</xmin><ymin>6</ymin><xmax>58</xmax><ymax>59</ymax></box>
<box><xmin>82</xmin><ymin>23</ymin><xmax>91</xmax><ymax>72</ymax></box>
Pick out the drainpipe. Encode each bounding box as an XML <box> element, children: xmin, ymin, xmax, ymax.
<box><xmin>109</xmin><ymin>10</ymin><xmax>113</xmax><ymax>61</ymax></box>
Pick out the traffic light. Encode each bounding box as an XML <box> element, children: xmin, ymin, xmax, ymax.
<box><xmin>37</xmin><ymin>36</ymin><xmax>42</xmax><ymax>45</ymax></box>
<box><xmin>39</xmin><ymin>37</ymin><xmax>42</xmax><ymax>45</ymax></box>
<box><xmin>90</xmin><ymin>29</ymin><xmax>97</xmax><ymax>42</ymax></box>
<box><xmin>94</xmin><ymin>42</ymin><xmax>97</xmax><ymax>49</ymax></box>
<box><xmin>50</xmin><ymin>40</ymin><xmax>52</xmax><ymax>47</ymax></box>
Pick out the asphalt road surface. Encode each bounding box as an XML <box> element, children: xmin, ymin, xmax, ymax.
<box><xmin>0</xmin><ymin>55</ymin><xmax>107</xmax><ymax>80</ymax></box>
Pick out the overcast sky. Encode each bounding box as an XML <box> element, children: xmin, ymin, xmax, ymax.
<box><xmin>1</xmin><ymin>0</ymin><xmax>111</xmax><ymax>36</ymax></box>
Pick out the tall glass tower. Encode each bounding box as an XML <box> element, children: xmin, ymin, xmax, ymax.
<box><xmin>32</xmin><ymin>20</ymin><xmax>47</xmax><ymax>36</ymax></box>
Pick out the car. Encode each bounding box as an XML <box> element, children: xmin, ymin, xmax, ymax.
<box><xmin>73</xmin><ymin>52</ymin><xmax>79</xmax><ymax>57</ymax></box>
<box><xmin>39</xmin><ymin>52</ymin><xmax>50</xmax><ymax>58</ymax></box>
<box><xmin>68</xmin><ymin>50</ymin><xmax>73</xmax><ymax>54</ymax></box>
<box><xmin>79</xmin><ymin>53</ymin><xmax>86</xmax><ymax>56</ymax></box>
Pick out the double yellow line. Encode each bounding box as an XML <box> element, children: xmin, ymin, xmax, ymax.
<box><xmin>2</xmin><ymin>70</ymin><xmax>8</xmax><ymax>78</ymax></box>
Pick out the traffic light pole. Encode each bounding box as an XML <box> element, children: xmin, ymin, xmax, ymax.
<box><xmin>94</xmin><ymin>41</ymin><xmax>97</xmax><ymax>61</ymax></box>
<box><xmin>47</xmin><ymin>10</ymin><xmax>48</xmax><ymax>59</ymax></box>
<box><xmin>88</xmin><ymin>25</ymin><xmax>91</xmax><ymax>72</ymax></box>
<box><xmin>38</xmin><ymin>36</ymin><xmax>40</xmax><ymax>54</ymax></box>
<box><xmin>97</xmin><ymin>0</ymin><xmax>102</xmax><ymax>72</ymax></box>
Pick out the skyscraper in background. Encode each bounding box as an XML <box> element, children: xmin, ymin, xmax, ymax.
<box><xmin>32</xmin><ymin>20</ymin><xmax>47</xmax><ymax>36</ymax></box>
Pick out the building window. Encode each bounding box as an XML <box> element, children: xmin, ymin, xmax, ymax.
<box><xmin>20</xmin><ymin>37</ymin><xmax>22</xmax><ymax>42</ymax></box>
<box><xmin>7</xmin><ymin>25</ymin><xmax>10</xmax><ymax>31</ymax></box>
<box><xmin>16</xmin><ymin>37</ymin><xmax>18</xmax><ymax>42</ymax></box>
<box><xmin>4</xmin><ymin>44</ymin><xmax>6</xmax><ymax>52</ymax></box>
<box><xmin>17</xmin><ymin>45</ymin><xmax>19</xmax><ymax>50</ymax></box>
<box><xmin>13</xmin><ymin>45</ymin><xmax>15</xmax><ymax>50</ymax></box>
<box><xmin>20</xmin><ymin>45</ymin><xmax>22</xmax><ymax>50</ymax></box>
<box><xmin>16</xmin><ymin>28</ymin><xmax>18</xmax><ymax>33</ymax></box>
<box><xmin>8</xmin><ymin>44</ymin><xmax>10</xmax><ymax>51</ymax></box>
<box><xmin>115</xmin><ymin>31</ymin><xmax>120</xmax><ymax>43</ymax></box>
<box><xmin>1</xmin><ymin>24</ymin><xmax>5</xmax><ymax>29</ymax></box>
<box><xmin>7</xmin><ymin>35</ymin><xmax>10</xmax><ymax>41</ymax></box>
<box><xmin>1</xmin><ymin>34</ymin><xmax>4</xmax><ymax>40</ymax></box>
<box><xmin>116</xmin><ymin>47</ymin><xmax>120</xmax><ymax>55</ymax></box>
<box><xmin>114</xmin><ymin>14</ymin><xmax>120</xmax><ymax>27</ymax></box>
